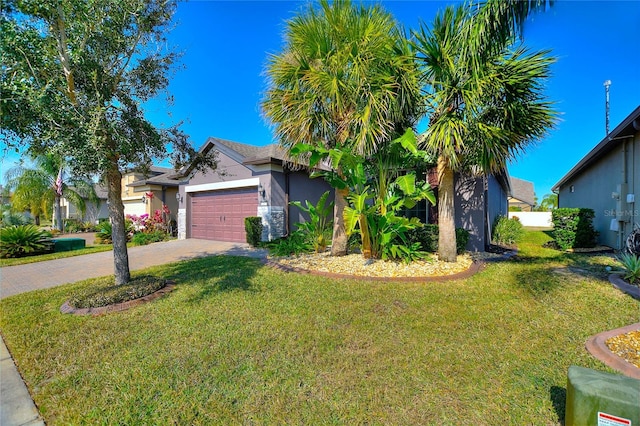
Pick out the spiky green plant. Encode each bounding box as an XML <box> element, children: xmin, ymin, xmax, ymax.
<box><xmin>0</xmin><ymin>225</ymin><xmax>53</xmax><ymax>258</ymax></box>
<box><xmin>617</xmin><ymin>253</ymin><xmax>640</xmax><ymax>285</ymax></box>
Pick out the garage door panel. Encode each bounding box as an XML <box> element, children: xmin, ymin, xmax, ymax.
<box><xmin>190</xmin><ymin>187</ymin><xmax>258</xmax><ymax>242</ymax></box>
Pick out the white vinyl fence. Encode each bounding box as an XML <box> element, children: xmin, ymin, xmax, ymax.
<box><xmin>508</xmin><ymin>211</ymin><xmax>552</xmax><ymax>228</ymax></box>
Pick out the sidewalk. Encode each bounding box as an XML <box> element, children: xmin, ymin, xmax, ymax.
<box><xmin>0</xmin><ymin>239</ymin><xmax>268</xmax><ymax>425</ymax></box>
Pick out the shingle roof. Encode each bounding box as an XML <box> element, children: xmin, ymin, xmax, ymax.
<box><xmin>213</xmin><ymin>138</ymin><xmax>267</xmax><ymax>160</ymax></box>
<box><xmin>509</xmin><ymin>177</ymin><xmax>535</xmax><ymax>206</ymax></box>
<box><xmin>128</xmin><ymin>166</ymin><xmax>180</xmax><ymax>187</ymax></box>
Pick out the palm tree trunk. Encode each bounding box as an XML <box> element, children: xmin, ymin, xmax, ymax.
<box><xmin>54</xmin><ymin>195</ymin><xmax>63</xmax><ymax>232</ymax></box>
<box><xmin>106</xmin><ymin>164</ymin><xmax>131</xmax><ymax>285</ymax></box>
<box><xmin>331</xmin><ymin>187</ymin><xmax>348</xmax><ymax>256</ymax></box>
<box><xmin>437</xmin><ymin>155</ymin><xmax>457</xmax><ymax>262</ymax></box>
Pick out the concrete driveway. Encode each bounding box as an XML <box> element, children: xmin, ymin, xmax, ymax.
<box><xmin>0</xmin><ymin>239</ymin><xmax>268</xmax><ymax>299</ymax></box>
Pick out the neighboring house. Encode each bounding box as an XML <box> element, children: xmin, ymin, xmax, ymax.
<box><xmin>174</xmin><ymin>136</ymin><xmax>510</xmax><ymax>251</ymax></box>
<box><xmin>60</xmin><ymin>184</ymin><xmax>109</xmax><ymax>223</ymax></box>
<box><xmin>173</xmin><ymin>137</ymin><xmax>334</xmax><ymax>243</ymax></box>
<box><xmin>552</xmin><ymin>105</ymin><xmax>640</xmax><ymax>250</ymax></box>
<box><xmin>122</xmin><ymin>166</ymin><xmax>180</xmax><ymax>222</ymax></box>
<box><xmin>508</xmin><ymin>177</ymin><xmax>536</xmax><ymax>211</ymax></box>
<box><xmin>61</xmin><ymin>166</ymin><xmax>181</xmax><ymax>225</ymax></box>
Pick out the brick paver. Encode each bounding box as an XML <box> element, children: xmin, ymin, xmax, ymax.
<box><xmin>1</xmin><ymin>239</ymin><xmax>268</xmax><ymax>299</ymax></box>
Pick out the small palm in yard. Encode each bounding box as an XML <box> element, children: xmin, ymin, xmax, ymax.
<box><xmin>0</xmin><ymin>224</ymin><xmax>53</xmax><ymax>258</ymax></box>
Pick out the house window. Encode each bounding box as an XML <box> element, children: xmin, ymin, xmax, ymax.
<box><xmin>570</xmin><ymin>185</ymin><xmax>575</xmax><ymax>193</ymax></box>
<box><xmin>402</xmin><ymin>199</ymin><xmax>428</xmax><ymax>222</ymax></box>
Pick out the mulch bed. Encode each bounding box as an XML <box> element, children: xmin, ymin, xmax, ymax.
<box><xmin>60</xmin><ymin>284</ymin><xmax>175</xmax><ymax>316</ymax></box>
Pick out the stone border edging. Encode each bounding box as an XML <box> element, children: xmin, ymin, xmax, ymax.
<box><xmin>608</xmin><ymin>274</ymin><xmax>640</xmax><ymax>300</ymax></box>
<box><xmin>585</xmin><ymin>322</ymin><xmax>640</xmax><ymax>380</ymax></box>
<box><xmin>266</xmin><ymin>259</ymin><xmax>487</xmax><ymax>282</ymax></box>
<box><xmin>60</xmin><ymin>284</ymin><xmax>176</xmax><ymax>316</ymax></box>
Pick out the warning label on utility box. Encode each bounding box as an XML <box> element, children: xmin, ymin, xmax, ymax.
<box><xmin>598</xmin><ymin>412</ymin><xmax>631</xmax><ymax>426</ymax></box>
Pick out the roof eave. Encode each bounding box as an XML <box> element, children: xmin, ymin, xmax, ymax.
<box><xmin>552</xmin><ymin>105</ymin><xmax>640</xmax><ymax>191</ymax></box>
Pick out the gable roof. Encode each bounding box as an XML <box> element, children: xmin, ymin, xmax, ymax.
<box><xmin>172</xmin><ymin>137</ymin><xmax>305</xmax><ymax>178</ymax></box>
<box><xmin>552</xmin><ymin>105</ymin><xmax>640</xmax><ymax>191</ymax></box>
<box><xmin>128</xmin><ymin>165</ymin><xmax>180</xmax><ymax>188</ymax></box>
<box><xmin>508</xmin><ymin>177</ymin><xmax>535</xmax><ymax>206</ymax></box>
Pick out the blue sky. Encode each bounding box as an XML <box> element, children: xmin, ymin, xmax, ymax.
<box><xmin>2</xmin><ymin>0</ymin><xmax>639</xmax><ymax>201</ymax></box>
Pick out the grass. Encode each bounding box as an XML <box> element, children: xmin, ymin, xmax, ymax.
<box><xmin>1</xmin><ymin>230</ymin><xmax>638</xmax><ymax>424</ymax></box>
<box><xmin>0</xmin><ymin>244</ymin><xmax>113</xmax><ymax>267</ymax></box>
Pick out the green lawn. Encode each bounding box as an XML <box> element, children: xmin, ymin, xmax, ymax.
<box><xmin>1</xmin><ymin>230</ymin><xmax>637</xmax><ymax>424</ymax></box>
<box><xmin>0</xmin><ymin>245</ymin><xmax>113</xmax><ymax>267</ymax></box>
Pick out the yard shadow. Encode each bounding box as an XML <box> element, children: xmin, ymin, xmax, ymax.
<box><xmin>163</xmin><ymin>254</ymin><xmax>266</xmax><ymax>303</ymax></box>
<box><xmin>550</xmin><ymin>386</ymin><xmax>566</xmax><ymax>425</ymax></box>
<box><xmin>508</xmin><ymin>250</ymin><xmax>616</xmax><ymax>297</ymax></box>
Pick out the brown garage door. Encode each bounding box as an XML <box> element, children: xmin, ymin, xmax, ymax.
<box><xmin>190</xmin><ymin>187</ymin><xmax>258</xmax><ymax>242</ymax></box>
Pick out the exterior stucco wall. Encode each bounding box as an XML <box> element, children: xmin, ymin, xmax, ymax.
<box><xmin>558</xmin><ymin>133</ymin><xmax>639</xmax><ymax>249</ymax></box>
<box><xmin>187</xmin><ymin>151</ymin><xmax>255</xmax><ymax>185</ymax></box>
<box><xmin>487</xmin><ymin>174</ymin><xmax>509</xmax><ymax>237</ymax></box>
<box><xmin>454</xmin><ymin>174</ymin><xmax>508</xmax><ymax>252</ymax></box>
<box><xmin>287</xmin><ymin>172</ymin><xmax>334</xmax><ymax>233</ymax></box>
<box><xmin>454</xmin><ymin>174</ymin><xmax>485</xmax><ymax>251</ymax></box>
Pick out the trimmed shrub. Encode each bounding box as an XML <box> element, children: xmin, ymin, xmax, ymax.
<box><xmin>0</xmin><ymin>225</ymin><xmax>53</xmax><ymax>258</ymax></box>
<box><xmin>552</xmin><ymin>208</ymin><xmax>598</xmax><ymax>250</ymax></box>
<box><xmin>1</xmin><ymin>210</ymin><xmax>32</xmax><ymax>227</ymax></box>
<box><xmin>131</xmin><ymin>230</ymin><xmax>167</xmax><ymax>246</ymax></box>
<box><xmin>492</xmin><ymin>215</ymin><xmax>524</xmax><ymax>246</ymax></box>
<box><xmin>406</xmin><ymin>224</ymin><xmax>439</xmax><ymax>252</ymax></box>
<box><xmin>406</xmin><ymin>224</ymin><xmax>469</xmax><ymax>254</ymax></box>
<box><xmin>245</xmin><ymin>216</ymin><xmax>263</xmax><ymax>247</ymax></box>
<box><xmin>455</xmin><ymin>228</ymin><xmax>470</xmax><ymax>254</ymax></box>
<box><xmin>267</xmin><ymin>231</ymin><xmax>313</xmax><ymax>256</ymax></box>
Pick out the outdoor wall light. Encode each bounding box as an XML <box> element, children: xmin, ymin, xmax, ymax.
<box><xmin>176</xmin><ymin>192</ymin><xmax>183</xmax><ymax>203</ymax></box>
<box><xmin>258</xmin><ymin>184</ymin><xmax>266</xmax><ymax>200</ymax></box>
<box><xmin>141</xmin><ymin>195</ymin><xmax>147</xmax><ymax>203</ymax></box>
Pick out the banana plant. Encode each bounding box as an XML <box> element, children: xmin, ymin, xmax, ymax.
<box><xmin>290</xmin><ymin>133</ymin><xmax>436</xmax><ymax>262</ymax></box>
<box><xmin>290</xmin><ymin>190</ymin><xmax>334</xmax><ymax>253</ymax></box>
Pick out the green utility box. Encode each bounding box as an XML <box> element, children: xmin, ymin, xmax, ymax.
<box><xmin>52</xmin><ymin>238</ymin><xmax>86</xmax><ymax>252</ymax></box>
<box><xmin>565</xmin><ymin>365</ymin><xmax>640</xmax><ymax>426</ymax></box>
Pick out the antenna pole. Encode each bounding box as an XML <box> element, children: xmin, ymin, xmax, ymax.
<box><xmin>604</xmin><ymin>80</ymin><xmax>611</xmax><ymax>135</ymax></box>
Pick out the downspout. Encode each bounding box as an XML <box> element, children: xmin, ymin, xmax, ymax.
<box><xmin>484</xmin><ymin>175</ymin><xmax>490</xmax><ymax>250</ymax></box>
<box><xmin>285</xmin><ymin>170</ymin><xmax>290</xmax><ymax>236</ymax></box>
<box><xmin>620</xmin><ymin>140</ymin><xmax>628</xmax><ymax>250</ymax></box>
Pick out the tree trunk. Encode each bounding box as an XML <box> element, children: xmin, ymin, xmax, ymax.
<box><xmin>53</xmin><ymin>196</ymin><xmax>63</xmax><ymax>232</ymax></box>
<box><xmin>106</xmin><ymin>165</ymin><xmax>131</xmax><ymax>285</ymax></box>
<box><xmin>437</xmin><ymin>155</ymin><xmax>457</xmax><ymax>262</ymax></box>
<box><xmin>331</xmin><ymin>187</ymin><xmax>348</xmax><ymax>256</ymax></box>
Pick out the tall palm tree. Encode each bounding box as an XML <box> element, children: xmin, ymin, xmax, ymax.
<box><xmin>414</xmin><ymin>0</ymin><xmax>556</xmax><ymax>262</ymax></box>
<box><xmin>4</xmin><ymin>154</ymin><xmax>99</xmax><ymax>230</ymax></box>
<box><xmin>262</xmin><ymin>0</ymin><xmax>423</xmax><ymax>256</ymax></box>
